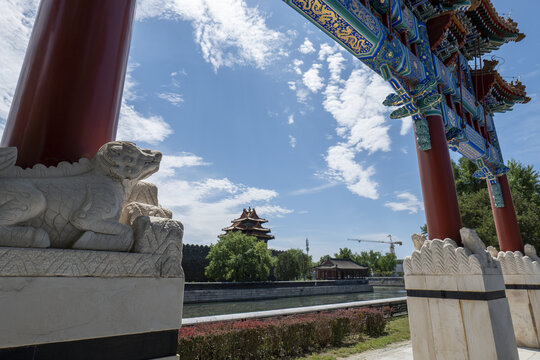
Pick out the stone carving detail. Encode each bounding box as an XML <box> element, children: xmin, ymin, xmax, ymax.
<box><xmin>525</xmin><ymin>244</ymin><xmax>540</xmax><ymax>263</ymax></box>
<box><xmin>0</xmin><ymin>141</ymin><xmax>184</xmax><ymax>277</ymax></box>
<box><xmin>486</xmin><ymin>245</ymin><xmax>499</xmax><ymax>258</ymax></box>
<box><xmin>404</xmin><ymin>228</ymin><xmax>498</xmax><ymax>275</ymax></box>
<box><xmin>0</xmin><ymin>247</ymin><xmax>179</xmax><ymax>277</ymax></box>
<box><xmin>0</xmin><ymin>142</ymin><xmax>163</xmax><ymax>251</ymax></box>
<box><xmin>411</xmin><ymin>233</ymin><xmax>427</xmax><ymax>250</ymax></box>
<box><xmin>488</xmin><ymin>244</ymin><xmax>540</xmax><ymax>275</ymax></box>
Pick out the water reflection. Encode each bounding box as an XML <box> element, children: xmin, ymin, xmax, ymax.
<box><xmin>182</xmin><ymin>286</ymin><xmax>406</xmax><ymax>318</ymax></box>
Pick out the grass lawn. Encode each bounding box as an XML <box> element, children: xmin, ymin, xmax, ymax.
<box><xmin>297</xmin><ymin>316</ymin><xmax>410</xmax><ymax>360</ymax></box>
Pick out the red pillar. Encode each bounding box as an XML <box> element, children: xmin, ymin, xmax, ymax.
<box><xmin>415</xmin><ymin>115</ymin><xmax>463</xmax><ymax>245</ymax></box>
<box><xmin>1</xmin><ymin>0</ymin><xmax>136</xmax><ymax>168</ymax></box>
<box><xmin>487</xmin><ymin>175</ymin><xmax>524</xmax><ymax>252</ymax></box>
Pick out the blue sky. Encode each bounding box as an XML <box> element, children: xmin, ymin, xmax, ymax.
<box><xmin>1</xmin><ymin>0</ymin><xmax>538</xmax><ymax>261</ymax></box>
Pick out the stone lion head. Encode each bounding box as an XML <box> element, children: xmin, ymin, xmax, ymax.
<box><xmin>95</xmin><ymin>141</ymin><xmax>162</xmax><ymax>181</ymax></box>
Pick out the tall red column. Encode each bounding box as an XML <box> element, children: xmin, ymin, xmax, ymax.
<box><xmin>1</xmin><ymin>0</ymin><xmax>136</xmax><ymax>168</ymax></box>
<box><xmin>487</xmin><ymin>175</ymin><xmax>524</xmax><ymax>252</ymax></box>
<box><xmin>416</xmin><ymin>115</ymin><xmax>463</xmax><ymax>245</ymax></box>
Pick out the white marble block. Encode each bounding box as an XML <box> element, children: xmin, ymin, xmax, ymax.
<box><xmin>0</xmin><ymin>141</ymin><xmax>184</xmax><ymax>356</ymax></box>
<box><xmin>0</xmin><ymin>276</ymin><xmax>184</xmax><ymax>348</ymax></box>
<box><xmin>487</xmin><ymin>244</ymin><xmax>540</xmax><ymax>348</ymax></box>
<box><xmin>404</xmin><ymin>229</ymin><xmax>518</xmax><ymax>360</ymax></box>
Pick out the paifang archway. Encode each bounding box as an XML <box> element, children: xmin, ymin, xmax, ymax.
<box><xmin>282</xmin><ymin>0</ymin><xmax>529</xmax><ymax>252</ymax></box>
<box><xmin>0</xmin><ymin>0</ymin><xmax>535</xmax><ymax>357</ymax></box>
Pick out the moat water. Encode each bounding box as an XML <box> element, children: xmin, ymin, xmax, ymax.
<box><xmin>182</xmin><ymin>286</ymin><xmax>406</xmax><ymax>318</ymax></box>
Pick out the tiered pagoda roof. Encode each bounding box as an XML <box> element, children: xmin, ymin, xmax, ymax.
<box><xmin>220</xmin><ymin>207</ymin><xmax>275</xmax><ymax>244</ymax></box>
<box><xmin>462</xmin><ymin>0</ymin><xmax>524</xmax><ymax>57</ymax></box>
<box><xmin>418</xmin><ymin>0</ymin><xmax>525</xmax><ymax>62</ymax></box>
<box><xmin>427</xmin><ymin>13</ymin><xmax>468</xmax><ymax>65</ymax></box>
<box><xmin>471</xmin><ymin>59</ymin><xmax>531</xmax><ymax>113</ymax></box>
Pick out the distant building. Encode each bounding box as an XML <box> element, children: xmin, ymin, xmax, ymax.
<box><xmin>314</xmin><ymin>258</ymin><xmax>369</xmax><ymax>280</ymax></box>
<box><xmin>220</xmin><ymin>207</ymin><xmax>275</xmax><ymax>244</ymax></box>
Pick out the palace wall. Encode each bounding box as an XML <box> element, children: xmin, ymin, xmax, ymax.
<box><xmin>182</xmin><ymin>244</ymin><xmax>284</xmax><ymax>282</ymax></box>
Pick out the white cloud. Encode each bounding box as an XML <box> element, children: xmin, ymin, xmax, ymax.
<box><xmin>327</xmin><ymin>55</ymin><xmax>346</xmax><ymax>84</ymax></box>
<box><xmin>318</xmin><ymin>43</ymin><xmax>335</xmax><ymax>61</ymax></box>
<box><xmin>287</xmin><ymin>44</ymin><xmax>394</xmax><ymax>200</ymax></box>
<box><xmin>137</xmin><ymin>0</ymin><xmax>286</xmax><ymax>71</ymax></box>
<box><xmin>296</xmin><ymin>88</ymin><xmax>309</xmax><ymax>103</ymax></box>
<box><xmin>117</xmin><ymin>67</ymin><xmax>173</xmax><ymax>144</ymax></box>
<box><xmin>323</xmin><ymin>65</ymin><xmax>392</xmax><ymax>154</ymax></box>
<box><xmin>400</xmin><ymin>117</ymin><xmax>413</xmax><ymax>135</ymax></box>
<box><xmin>292</xmin><ymin>59</ymin><xmax>304</xmax><ymax>75</ymax></box>
<box><xmin>299</xmin><ymin>37</ymin><xmax>315</xmax><ymax>54</ymax></box>
<box><xmin>288</xmin><ymin>114</ymin><xmax>294</xmax><ymax>124</ymax></box>
<box><xmin>290</xmin><ymin>183</ymin><xmax>337</xmax><ymax>196</ymax></box>
<box><xmin>256</xmin><ymin>205</ymin><xmax>293</xmax><ymax>218</ymax></box>
<box><xmin>149</xmin><ymin>160</ymin><xmax>292</xmax><ymax>244</ymax></box>
<box><xmin>325</xmin><ymin>144</ymin><xmax>378</xmax><ymax>199</ymax></box>
<box><xmin>157</xmin><ymin>92</ymin><xmax>184</xmax><ymax>106</ymax></box>
<box><xmin>303</xmin><ymin>63</ymin><xmax>324</xmax><ymax>93</ymax></box>
<box><xmin>0</xmin><ymin>0</ymin><xmax>38</xmax><ymax>127</ymax></box>
<box><xmin>152</xmin><ymin>153</ymin><xmax>210</xmax><ymax>181</ymax></box>
<box><xmin>288</xmin><ymin>81</ymin><xmax>297</xmax><ymax>91</ymax></box>
<box><xmin>289</xmin><ymin>134</ymin><xmax>297</xmax><ymax>148</ymax></box>
<box><xmin>384</xmin><ymin>192</ymin><xmax>424</xmax><ymax>214</ymax></box>
<box><xmin>315</xmin><ymin>50</ymin><xmax>393</xmax><ymax>200</ymax></box>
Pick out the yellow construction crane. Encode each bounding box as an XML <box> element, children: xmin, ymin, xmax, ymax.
<box><xmin>347</xmin><ymin>235</ymin><xmax>403</xmax><ymax>256</ymax></box>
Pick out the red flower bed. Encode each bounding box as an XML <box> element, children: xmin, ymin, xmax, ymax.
<box><xmin>178</xmin><ymin>307</ymin><xmax>389</xmax><ymax>359</ymax></box>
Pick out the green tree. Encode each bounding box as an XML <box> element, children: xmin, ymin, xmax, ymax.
<box><xmin>451</xmin><ymin>158</ymin><xmax>540</xmax><ymax>249</ymax></box>
<box><xmin>356</xmin><ymin>250</ymin><xmax>381</xmax><ymax>274</ymax></box>
<box><xmin>319</xmin><ymin>254</ymin><xmax>331</xmax><ymax>264</ymax></box>
<box><xmin>507</xmin><ymin>159</ymin><xmax>540</xmax><ymax>203</ymax></box>
<box><xmin>275</xmin><ymin>249</ymin><xmax>312</xmax><ymax>280</ymax></box>
<box><xmin>205</xmin><ymin>231</ymin><xmax>274</xmax><ymax>282</ymax></box>
<box><xmin>420</xmin><ymin>224</ymin><xmax>428</xmax><ymax>237</ymax></box>
<box><xmin>334</xmin><ymin>247</ymin><xmax>356</xmax><ymax>261</ymax></box>
<box><xmin>375</xmin><ymin>253</ymin><xmax>397</xmax><ymax>276</ymax></box>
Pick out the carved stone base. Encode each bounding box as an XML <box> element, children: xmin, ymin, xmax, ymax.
<box><xmin>489</xmin><ymin>246</ymin><xmax>540</xmax><ymax>348</ymax></box>
<box><xmin>404</xmin><ymin>230</ymin><xmax>518</xmax><ymax>360</ymax></box>
<box><xmin>0</xmin><ymin>276</ymin><xmax>184</xmax><ymax>349</ymax></box>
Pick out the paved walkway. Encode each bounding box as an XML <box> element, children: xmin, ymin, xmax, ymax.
<box><xmin>342</xmin><ymin>341</ymin><xmax>540</xmax><ymax>359</ymax></box>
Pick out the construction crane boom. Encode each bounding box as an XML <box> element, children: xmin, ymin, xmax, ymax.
<box><xmin>347</xmin><ymin>235</ymin><xmax>402</xmax><ymax>255</ymax></box>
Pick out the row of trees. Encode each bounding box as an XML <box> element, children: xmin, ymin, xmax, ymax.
<box><xmin>205</xmin><ymin>231</ymin><xmax>312</xmax><ymax>282</ymax></box>
<box><xmin>205</xmin><ymin>232</ymin><xmax>400</xmax><ymax>282</ymax></box>
<box><xmin>422</xmin><ymin>159</ymin><xmax>540</xmax><ymax>249</ymax></box>
<box><xmin>319</xmin><ymin>248</ymin><xmax>398</xmax><ymax>276</ymax></box>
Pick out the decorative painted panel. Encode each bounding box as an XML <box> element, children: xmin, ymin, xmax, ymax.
<box><xmin>286</xmin><ymin>0</ymin><xmax>376</xmax><ymax>56</ymax></box>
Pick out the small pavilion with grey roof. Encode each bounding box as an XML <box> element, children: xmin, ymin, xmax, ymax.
<box><xmin>314</xmin><ymin>258</ymin><xmax>368</xmax><ymax>280</ymax></box>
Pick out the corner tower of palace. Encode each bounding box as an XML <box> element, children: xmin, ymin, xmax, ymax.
<box><xmin>220</xmin><ymin>208</ymin><xmax>275</xmax><ymax>244</ymax></box>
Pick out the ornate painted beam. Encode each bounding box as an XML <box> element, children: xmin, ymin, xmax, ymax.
<box><xmin>283</xmin><ymin>0</ymin><xmax>528</xmax><ymax>250</ymax></box>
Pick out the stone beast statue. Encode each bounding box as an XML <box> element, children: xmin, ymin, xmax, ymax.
<box><xmin>0</xmin><ymin>141</ymin><xmax>163</xmax><ymax>251</ymax></box>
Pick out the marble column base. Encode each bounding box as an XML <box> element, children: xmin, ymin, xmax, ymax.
<box><xmin>406</xmin><ymin>273</ymin><xmax>517</xmax><ymax>360</ymax></box>
<box><xmin>494</xmin><ymin>249</ymin><xmax>540</xmax><ymax>348</ymax></box>
<box><xmin>0</xmin><ymin>276</ymin><xmax>184</xmax><ymax>349</ymax></box>
<box><xmin>505</xmin><ymin>279</ymin><xmax>540</xmax><ymax>348</ymax></box>
<box><xmin>404</xmin><ymin>235</ymin><xmax>518</xmax><ymax>360</ymax></box>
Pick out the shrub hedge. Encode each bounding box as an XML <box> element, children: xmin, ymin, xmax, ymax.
<box><xmin>178</xmin><ymin>307</ymin><xmax>389</xmax><ymax>359</ymax></box>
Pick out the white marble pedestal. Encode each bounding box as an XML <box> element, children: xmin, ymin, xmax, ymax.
<box><xmin>404</xmin><ymin>233</ymin><xmax>518</xmax><ymax>360</ymax></box>
<box><xmin>0</xmin><ymin>246</ymin><xmax>184</xmax><ymax>359</ymax></box>
<box><xmin>492</xmin><ymin>248</ymin><xmax>540</xmax><ymax>348</ymax></box>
